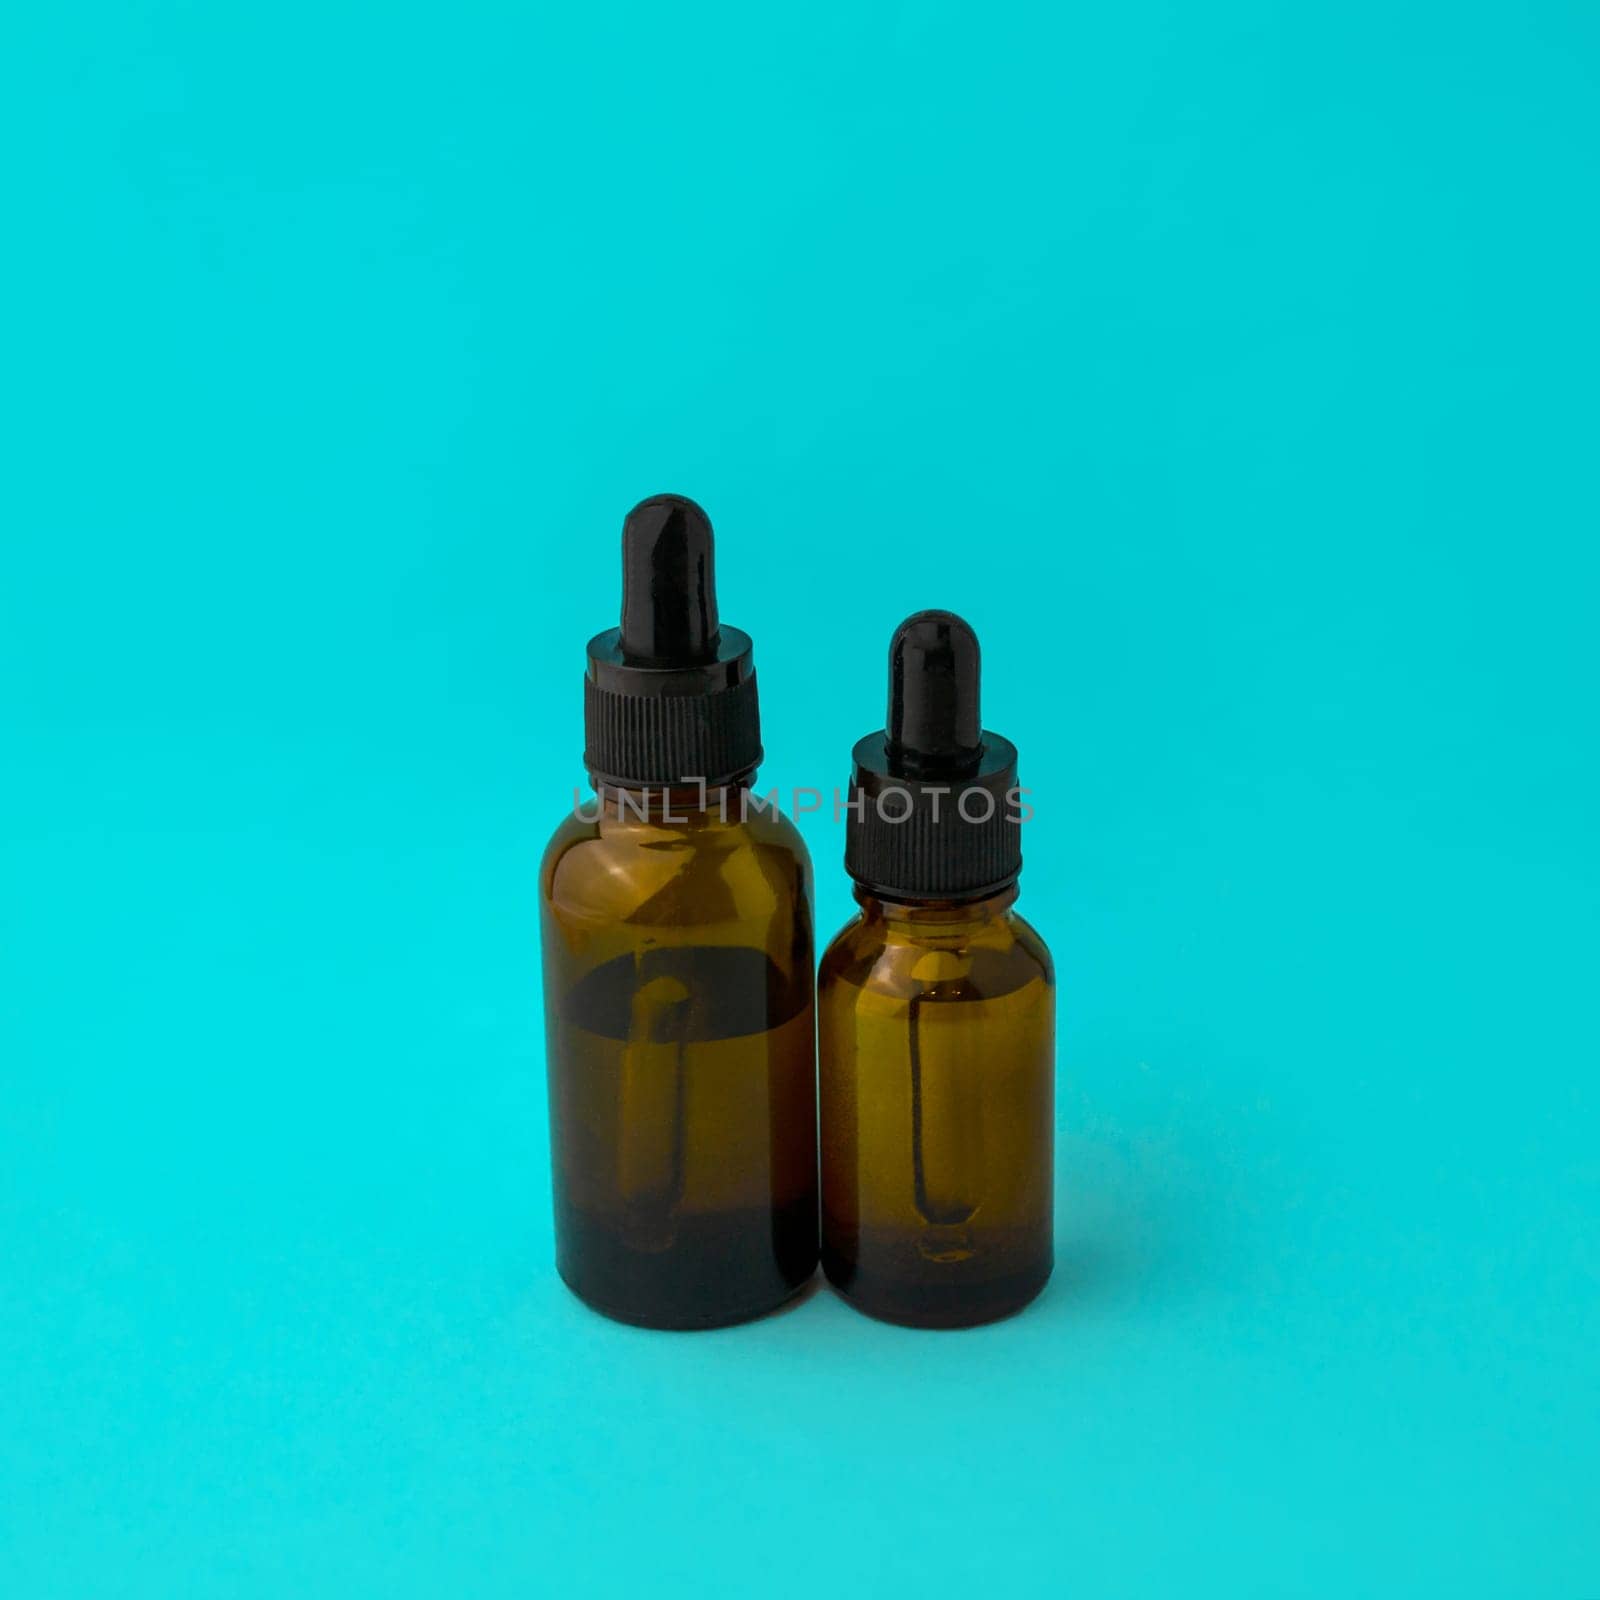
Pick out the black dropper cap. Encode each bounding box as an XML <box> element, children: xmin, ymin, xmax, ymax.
<box><xmin>582</xmin><ymin>495</ymin><xmax>762</xmax><ymax>787</ymax></box>
<box><xmin>844</xmin><ymin>611</ymin><xmax>1022</xmax><ymax>901</ymax></box>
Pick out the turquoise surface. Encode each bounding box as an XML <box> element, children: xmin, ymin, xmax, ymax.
<box><xmin>4</xmin><ymin>3</ymin><xmax>1597</xmax><ymax>1593</ymax></box>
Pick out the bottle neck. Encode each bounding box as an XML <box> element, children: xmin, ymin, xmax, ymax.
<box><xmin>854</xmin><ymin>883</ymin><xmax>1019</xmax><ymax>940</ymax></box>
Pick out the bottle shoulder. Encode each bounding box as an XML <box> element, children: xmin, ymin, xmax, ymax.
<box><xmin>540</xmin><ymin>808</ymin><xmax>596</xmax><ymax>881</ymax></box>
<box><xmin>741</xmin><ymin>802</ymin><xmax>813</xmax><ymax>866</ymax></box>
<box><xmin>818</xmin><ymin>910</ymin><xmax>871</xmax><ymax>977</ymax></box>
<box><xmin>1005</xmin><ymin>908</ymin><xmax>1055</xmax><ymax>985</ymax></box>
<box><xmin>542</xmin><ymin>799</ymin><xmax>810</xmax><ymax>869</ymax></box>
<box><xmin>819</xmin><ymin>901</ymin><xmax>1052</xmax><ymax>1000</ymax></box>
<box><xmin>541</xmin><ymin>795</ymin><xmax>812</xmax><ymax>929</ymax></box>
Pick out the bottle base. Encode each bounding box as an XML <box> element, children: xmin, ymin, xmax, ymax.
<box><xmin>554</xmin><ymin>1195</ymin><xmax>819</xmax><ymax>1331</ymax></box>
<box><xmin>822</xmin><ymin>1241</ymin><xmax>1051</xmax><ymax>1329</ymax></box>
<box><xmin>558</xmin><ymin>1264</ymin><xmax>817</xmax><ymax>1331</ymax></box>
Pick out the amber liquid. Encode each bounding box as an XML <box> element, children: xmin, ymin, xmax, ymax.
<box><xmin>551</xmin><ymin>953</ymin><xmax>815</xmax><ymax>1327</ymax></box>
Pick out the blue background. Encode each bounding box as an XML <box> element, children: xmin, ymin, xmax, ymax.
<box><xmin>4</xmin><ymin>2</ymin><xmax>1597</xmax><ymax>1594</ymax></box>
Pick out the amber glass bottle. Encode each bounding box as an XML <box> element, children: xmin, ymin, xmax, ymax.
<box><xmin>819</xmin><ymin>611</ymin><xmax>1053</xmax><ymax>1327</ymax></box>
<box><xmin>540</xmin><ymin>496</ymin><xmax>817</xmax><ymax>1329</ymax></box>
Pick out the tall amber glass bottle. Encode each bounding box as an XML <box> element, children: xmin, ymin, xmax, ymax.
<box><xmin>819</xmin><ymin>611</ymin><xmax>1053</xmax><ymax>1327</ymax></box>
<box><xmin>540</xmin><ymin>496</ymin><xmax>817</xmax><ymax>1329</ymax></box>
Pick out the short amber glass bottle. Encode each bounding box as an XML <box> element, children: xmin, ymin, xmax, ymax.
<box><xmin>540</xmin><ymin>497</ymin><xmax>818</xmax><ymax>1329</ymax></box>
<box><xmin>818</xmin><ymin>611</ymin><xmax>1054</xmax><ymax>1327</ymax></box>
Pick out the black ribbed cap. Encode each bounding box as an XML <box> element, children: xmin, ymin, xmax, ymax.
<box><xmin>582</xmin><ymin>495</ymin><xmax>763</xmax><ymax>787</ymax></box>
<box><xmin>844</xmin><ymin>611</ymin><xmax>1022</xmax><ymax>901</ymax></box>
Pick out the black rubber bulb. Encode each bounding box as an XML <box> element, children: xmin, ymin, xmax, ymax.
<box><xmin>619</xmin><ymin>495</ymin><xmax>721</xmax><ymax>666</ymax></box>
<box><xmin>886</xmin><ymin>610</ymin><xmax>983</xmax><ymax>776</ymax></box>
